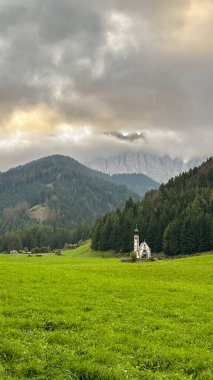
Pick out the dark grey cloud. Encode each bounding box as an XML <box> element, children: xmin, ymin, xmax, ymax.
<box><xmin>0</xmin><ymin>0</ymin><xmax>212</xmax><ymax>170</ymax></box>
<box><xmin>105</xmin><ymin>132</ymin><xmax>145</xmax><ymax>142</ymax></box>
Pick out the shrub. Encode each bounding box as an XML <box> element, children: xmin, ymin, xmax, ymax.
<box><xmin>32</xmin><ymin>247</ymin><xmax>49</xmax><ymax>254</ymax></box>
<box><xmin>130</xmin><ymin>251</ymin><xmax>137</xmax><ymax>262</ymax></box>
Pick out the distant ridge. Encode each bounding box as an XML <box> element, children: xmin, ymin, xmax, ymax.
<box><xmin>88</xmin><ymin>152</ymin><xmax>206</xmax><ymax>183</ymax></box>
<box><xmin>109</xmin><ymin>173</ymin><xmax>159</xmax><ymax>196</ymax></box>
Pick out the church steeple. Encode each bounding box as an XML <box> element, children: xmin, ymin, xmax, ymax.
<box><xmin>134</xmin><ymin>225</ymin><xmax>139</xmax><ymax>255</ymax></box>
<box><xmin>133</xmin><ymin>225</ymin><xmax>152</xmax><ymax>260</ymax></box>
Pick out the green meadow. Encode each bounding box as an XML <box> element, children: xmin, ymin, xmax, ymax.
<box><xmin>0</xmin><ymin>244</ymin><xmax>212</xmax><ymax>380</ymax></box>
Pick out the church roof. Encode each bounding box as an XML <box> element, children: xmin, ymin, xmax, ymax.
<box><xmin>139</xmin><ymin>241</ymin><xmax>151</xmax><ymax>251</ymax></box>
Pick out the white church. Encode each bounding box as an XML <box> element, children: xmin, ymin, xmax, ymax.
<box><xmin>134</xmin><ymin>226</ymin><xmax>151</xmax><ymax>259</ymax></box>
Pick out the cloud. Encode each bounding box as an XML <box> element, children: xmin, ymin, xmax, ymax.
<box><xmin>105</xmin><ymin>131</ymin><xmax>145</xmax><ymax>142</ymax></box>
<box><xmin>0</xmin><ymin>0</ymin><xmax>212</xmax><ymax>170</ymax></box>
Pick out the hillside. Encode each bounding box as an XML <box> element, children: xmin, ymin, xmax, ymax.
<box><xmin>64</xmin><ymin>241</ymin><xmax>114</xmax><ymax>258</ymax></box>
<box><xmin>92</xmin><ymin>157</ymin><xmax>213</xmax><ymax>255</ymax></box>
<box><xmin>88</xmin><ymin>152</ymin><xmax>206</xmax><ymax>183</ymax></box>
<box><xmin>90</xmin><ymin>171</ymin><xmax>159</xmax><ymax>196</ymax></box>
<box><xmin>109</xmin><ymin>173</ymin><xmax>159</xmax><ymax>196</ymax></box>
<box><xmin>0</xmin><ymin>155</ymin><xmax>137</xmax><ymax>233</ymax></box>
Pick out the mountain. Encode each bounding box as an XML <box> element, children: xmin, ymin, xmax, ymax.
<box><xmin>0</xmin><ymin>155</ymin><xmax>138</xmax><ymax>233</ymax></box>
<box><xmin>88</xmin><ymin>152</ymin><xmax>206</xmax><ymax>183</ymax></box>
<box><xmin>109</xmin><ymin>173</ymin><xmax>159</xmax><ymax>196</ymax></box>
<box><xmin>91</xmin><ymin>157</ymin><xmax>213</xmax><ymax>255</ymax></box>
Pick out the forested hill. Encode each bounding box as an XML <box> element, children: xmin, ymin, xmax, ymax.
<box><xmin>109</xmin><ymin>173</ymin><xmax>159</xmax><ymax>196</ymax></box>
<box><xmin>91</xmin><ymin>157</ymin><xmax>213</xmax><ymax>255</ymax></box>
<box><xmin>0</xmin><ymin>155</ymin><xmax>138</xmax><ymax>232</ymax></box>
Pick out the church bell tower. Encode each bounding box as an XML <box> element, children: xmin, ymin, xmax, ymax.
<box><xmin>134</xmin><ymin>225</ymin><xmax>139</xmax><ymax>257</ymax></box>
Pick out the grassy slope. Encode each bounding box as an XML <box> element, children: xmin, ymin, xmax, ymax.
<box><xmin>64</xmin><ymin>242</ymin><xmax>115</xmax><ymax>258</ymax></box>
<box><xmin>0</xmin><ymin>249</ymin><xmax>212</xmax><ymax>379</ymax></box>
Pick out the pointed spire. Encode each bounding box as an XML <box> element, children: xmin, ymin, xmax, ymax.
<box><xmin>134</xmin><ymin>224</ymin><xmax>139</xmax><ymax>234</ymax></box>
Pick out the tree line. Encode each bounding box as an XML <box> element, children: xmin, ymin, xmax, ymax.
<box><xmin>0</xmin><ymin>224</ymin><xmax>90</xmax><ymax>253</ymax></box>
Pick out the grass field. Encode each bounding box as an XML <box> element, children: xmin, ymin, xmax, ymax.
<box><xmin>0</xmin><ymin>244</ymin><xmax>212</xmax><ymax>379</ymax></box>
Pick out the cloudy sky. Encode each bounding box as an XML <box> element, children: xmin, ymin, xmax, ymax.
<box><xmin>0</xmin><ymin>0</ymin><xmax>212</xmax><ymax>170</ymax></box>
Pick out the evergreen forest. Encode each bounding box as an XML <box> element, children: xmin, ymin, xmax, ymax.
<box><xmin>91</xmin><ymin>158</ymin><xmax>213</xmax><ymax>255</ymax></box>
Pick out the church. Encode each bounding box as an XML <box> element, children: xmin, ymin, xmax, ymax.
<box><xmin>134</xmin><ymin>226</ymin><xmax>151</xmax><ymax>259</ymax></box>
